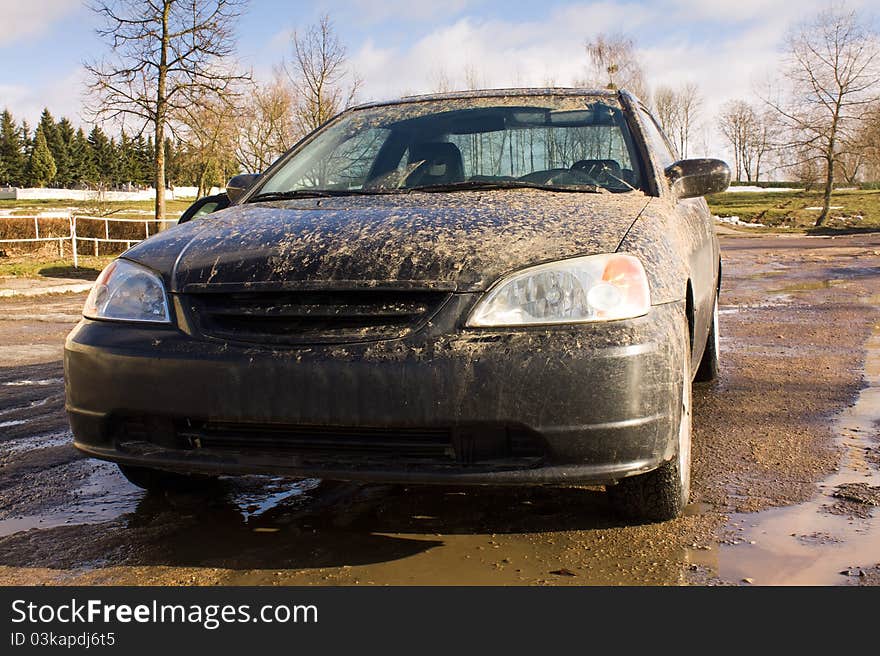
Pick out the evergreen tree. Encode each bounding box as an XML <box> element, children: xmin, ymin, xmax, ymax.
<box><xmin>27</xmin><ymin>127</ymin><xmax>57</xmax><ymax>187</ymax></box>
<box><xmin>0</xmin><ymin>110</ymin><xmax>26</xmax><ymax>186</ymax></box>
<box><xmin>20</xmin><ymin>121</ymin><xmax>32</xmax><ymax>159</ymax></box>
<box><xmin>54</xmin><ymin>117</ymin><xmax>76</xmax><ymax>186</ymax></box>
<box><xmin>117</xmin><ymin>131</ymin><xmax>138</xmax><ymax>188</ymax></box>
<box><xmin>37</xmin><ymin>109</ymin><xmax>66</xmax><ymax>186</ymax></box>
<box><xmin>70</xmin><ymin>127</ymin><xmax>96</xmax><ymax>186</ymax></box>
<box><xmin>134</xmin><ymin>135</ymin><xmax>152</xmax><ymax>186</ymax></box>
<box><xmin>87</xmin><ymin>125</ymin><xmax>115</xmax><ymax>188</ymax></box>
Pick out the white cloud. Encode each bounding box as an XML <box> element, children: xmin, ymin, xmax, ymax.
<box><xmin>0</xmin><ymin>0</ymin><xmax>79</xmax><ymax>47</ymax></box>
<box><xmin>344</xmin><ymin>0</ymin><xmax>854</xmax><ymax>159</ymax></box>
<box><xmin>351</xmin><ymin>3</ymin><xmax>650</xmax><ymax>100</ymax></box>
<box><xmin>340</xmin><ymin>0</ymin><xmax>472</xmax><ymax>24</ymax></box>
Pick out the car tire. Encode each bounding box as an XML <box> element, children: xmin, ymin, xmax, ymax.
<box><xmin>117</xmin><ymin>464</ymin><xmax>216</xmax><ymax>493</ymax></box>
<box><xmin>694</xmin><ymin>290</ymin><xmax>720</xmax><ymax>382</ymax></box>
<box><xmin>607</xmin><ymin>334</ymin><xmax>692</xmax><ymax>522</ymax></box>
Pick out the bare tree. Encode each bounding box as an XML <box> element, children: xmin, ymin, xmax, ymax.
<box><xmin>179</xmin><ymin>96</ymin><xmax>238</xmax><ymax>197</ymax></box>
<box><xmin>430</xmin><ymin>66</ymin><xmax>453</xmax><ymax>93</ymax></box>
<box><xmin>718</xmin><ymin>100</ymin><xmax>778</xmax><ymax>182</ymax></box>
<box><xmin>652</xmin><ymin>83</ymin><xmax>702</xmax><ymax>158</ymax></box>
<box><xmin>857</xmin><ymin>103</ymin><xmax>880</xmax><ymax>182</ymax></box>
<box><xmin>768</xmin><ymin>7</ymin><xmax>880</xmax><ymax>226</ymax></box>
<box><xmin>583</xmin><ymin>33</ymin><xmax>649</xmax><ymax>101</ymax></box>
<box><xmin>653</xmin><ymin>86</ymin><xmax>679</xmax><ymax>142</ymax></box>
<box><xmin>85</xmin><ymin>0</ymin><xmax>249</xmax><ymax>222</ymax></box>
<box><xmin>235</xmin><ymin>75</ymin><xmax>298</xmax><ymax>173</ymax></box>
<box><xmin>284</xmin><ymin>14</ymin><xmax>362</xmax><ymax>134</ymax></box>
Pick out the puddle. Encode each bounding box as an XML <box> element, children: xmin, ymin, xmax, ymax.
<box><xmin>0</xmin><ymin>430</ymin><xmax>71</xmax><ymax>454</ymax></box>
<box><xmin>2</xmin><ymin>378</ymin><xmax>64</xmax><ymax>387</ymax></box>
<box><xmin>228</xmin><ymin>476</ymin><xmax>322</xmax><ymax>519</ymax></box>
<box><xmin>769</xmin><ymin>279</ymin><xmax>846</xmax><ymax>294</ymax></box>
<box><xmin>0</xmin><ymin>461</ymin><xmax>144</xmax><ymax>538</ymax></box>
<box><xmin>712</xmin><ymin>316</ymin><xmax>880</xmax><ymax>585</ymax></box>
<box><xmin>718</xmin><ymin>298</ymin><xmax>793</xmax><ymax>315</ymax></box>
<box><xmin>0</xmin><ymin>419</ymin><xmax>29</xmax><ymax>429</ymax></box>
<box><xmin>0</xmin><ymin>397</ymin><xmax>50</xmax><ymax>417</ymax></box>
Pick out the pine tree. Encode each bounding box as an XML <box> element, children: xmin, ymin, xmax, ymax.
<box><xmin>54</xmin><ymin>117</ymin><xmax>76</xmax><ymax>187</ymax></box>
<box><xmin>37</xmin><ymin>109</ymin><xmax>66</xmax><ymax>186</ymax></box>
<box><xmin>27</xmin><ymin>128</ymin><xmax>57</xmax><ymax>187</ymax></box>
<box><xmin>0</xmin><ymin>110</ymin><xmax>26</xmax><ymax>186</ymax></box>
<box><xmin>70</xmin><ymin>127</ymin><xmax>96</xmax><ymax>186</ymax></box>
<box><xmin>134</xmin><ymin>135</ymin><xmax>152</xmax><ymax>186</ymax></box>
<box><xmin>87</xmin><ymin>125</ymin><xmax>115</xmax><ymax>188</ymax></box>
<box><xmin>20</xmin><ymin>121</ymin><xmax>32</xmax><ymax>159</ymax></box>
<box><xmin>117</xmin><ymin>131</ymin><xmax>137</xmax><ymax>188</ymax></box>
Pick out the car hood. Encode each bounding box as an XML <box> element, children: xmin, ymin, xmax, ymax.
<box><xmin>126</xmin><ymin>191</ymin><xmax>651</xmax><ymax>293</ymax></box>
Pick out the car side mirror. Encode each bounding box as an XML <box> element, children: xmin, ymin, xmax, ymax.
<box><xmin>664</xmin><ymin>159</ymin><xmax>730</xmax><ymax>200</ymax></box>
<box><xmin>226</xmin><ymin>173</ymin><xmax>260</xmax><ymax>203</ymax></box>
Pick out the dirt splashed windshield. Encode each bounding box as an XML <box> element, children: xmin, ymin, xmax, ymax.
<box><xmin>251</xmin><ymin>93</ymin><xmax>645</xmax><ymax>198</ymax></box>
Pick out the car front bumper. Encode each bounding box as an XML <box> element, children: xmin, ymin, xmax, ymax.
<box><xmin>64</xmin><ymin>299</ymin><xmax>686</xmax><ymax>486</ymax></box>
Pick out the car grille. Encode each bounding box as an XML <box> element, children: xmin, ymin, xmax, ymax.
<box><xmin>182</xmin><ymin>288</ymin><xmax>451</xmax><ymax>345</ymax></box>
<box><xmin>116</xmin><ymin>418</ymin><xmax>546</xmax><ymax>469</ymax></box>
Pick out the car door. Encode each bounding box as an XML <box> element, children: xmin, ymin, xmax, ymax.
<box><xmin>635</xmin><ymin>106</ymin><xmax>718</xmax><ymax>367</ymax></box>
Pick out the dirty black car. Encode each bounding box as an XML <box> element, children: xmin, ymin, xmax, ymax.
<box><xmin>65</xmin><ymin>89</ymin><xmax>730</xmax><ymax>522</ymax></box>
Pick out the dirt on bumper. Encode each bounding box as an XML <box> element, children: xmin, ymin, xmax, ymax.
<box><xmin>64</xmin><ymin>302</ymin><xmax>686</xmax><ymax>484</ymax></box>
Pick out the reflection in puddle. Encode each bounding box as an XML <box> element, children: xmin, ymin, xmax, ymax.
<box><xmin>2</xmin><ymin>378</ymin><xmax>64</xmax><ymax>387</ymax></box>
<box><xmin>713</xmin><ymin>316</ymin><xmax>880</xmax><ymax>585</ymax></box>
<box><xmin>228</xmin><ymin>476</ymin><xmax>322</xmax><ymax>519</ymax></box>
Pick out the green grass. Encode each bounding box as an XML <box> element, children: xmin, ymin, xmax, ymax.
<box><xmin>0</xmin><ymin>198</ymin><xmax>192</xmax><ymax>217</ymax></box>
<box><xmin>0</xmin><ymin>255</ymin><xmax>114</xmax><ymax>280</ymax></box>
<box><xmin>706</xmin><ymin>189</ymin><xmax>880</xmax><ymax>232</ymax></box>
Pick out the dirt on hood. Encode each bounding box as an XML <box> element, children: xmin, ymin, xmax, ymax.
<box><xmin>124</xmin><ymin>190</ymin><xmax>650</xmax><ymax>292</ymax></box>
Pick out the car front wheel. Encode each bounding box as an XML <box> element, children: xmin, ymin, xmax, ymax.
<box><xmin>607</xmin><ymin>333</ymin><xmax>692</xmax><ymax>522</ymax></box>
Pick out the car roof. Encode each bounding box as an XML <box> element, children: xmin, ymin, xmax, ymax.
<box><xmin>348</xmin><ymin>87</ymin><xmax>627</xmax><ymax>112</ymax></box>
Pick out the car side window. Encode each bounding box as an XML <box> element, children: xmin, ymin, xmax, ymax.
<box><xmin>638</xmin><ymin>108</ymin><xmax>677</xmax><ymax>170</ymax></box>
<box><xmin>178</xmin><ymin>193</ymin><xmax>230</xmax><ymax>224</ymax></box>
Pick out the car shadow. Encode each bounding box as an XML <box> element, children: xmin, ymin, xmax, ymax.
<box><xmin>0</xmin><ymin>476</ymin><xmax>629</xmax><ymax>573</ymax></box>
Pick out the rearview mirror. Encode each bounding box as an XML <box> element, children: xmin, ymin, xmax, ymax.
<box><xmin>226</xmin><ymin>173</ymin><xmax>260</xmax><ymax>203</ymax></box>
<box><xmin>664</xmin><ymin>159</ymin><xmax>730</xmax><ymax>200</ymax></box>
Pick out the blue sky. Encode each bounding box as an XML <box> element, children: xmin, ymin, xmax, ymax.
<box><xmin>0</xmin><ymin>0</ymin><xmax>873</xmax><ymax>154</ymax></box>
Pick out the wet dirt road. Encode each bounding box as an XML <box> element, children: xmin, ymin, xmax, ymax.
<box><xmin>1</xmin><ymin>231</ymin><xmax>879</xmax><ymax>586</ymax></box>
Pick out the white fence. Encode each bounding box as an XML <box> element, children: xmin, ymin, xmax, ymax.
<box><xmin>0</xmin><ymin>186</ymin><xmax>221</xmax><ymax>201</ymax></box>
<box><xmin>0</xmin><ymin>213</ymin><xmax>178</xmax><ymax>267</ymax></box>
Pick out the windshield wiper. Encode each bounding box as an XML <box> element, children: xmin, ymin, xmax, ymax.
<box><xmin>407</xmin><ymin>180</ymin><xmax>602</xmax><ymax>194</ymax></box>
<box><xmin>246</xmin><ymin>189</ymin><xmax>399</xmax><ymax>203</ymax></box>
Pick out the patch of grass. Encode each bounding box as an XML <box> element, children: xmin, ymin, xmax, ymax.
<box><xmin>0</xmin><ymin>256</ymin><xmax>114</xmax><ymax>280</ymax></box>
<box><xmin>0</xmin><ymin>198</ymin><xmax>192</xmax><ymax>217</ymax></box>
<box><xmin>706</xmin><ymin>189</ymin><xmax>880</xmax><ymax>232</ymax></box>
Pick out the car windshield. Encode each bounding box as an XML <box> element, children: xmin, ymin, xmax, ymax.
<box><xmin>251</xmin><ymin>93</ymin><xmax>645</xmax><ymax>199</ymax></box>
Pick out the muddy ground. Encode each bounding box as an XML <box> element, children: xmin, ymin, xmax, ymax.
<box><xmin>1</xmin><ymin>231</ymin><xmax>879</xmax><ymax>585</ymax></box>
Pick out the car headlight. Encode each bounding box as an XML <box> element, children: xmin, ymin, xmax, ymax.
<box><xmin>83</xmin><ymin>259</ymin><xmax>171</xmax><ymax>324</ymax></box>
<box><xmin>467</xmin><ymin>253</ymin><xmax>650</xmax><ymax>327</ymax></box>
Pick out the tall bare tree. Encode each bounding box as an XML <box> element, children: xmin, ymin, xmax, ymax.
<box><xmin>718</xmin><ymin>99</ymin><xmax>777</xmax><ymax>182</ymax></box>
<box><xmin>85</xmin><ymin>0</ymin><xmax>249</xmax><ymax>222</ymax></box>
<box><xmin>235</xmin><ymin>75</ymin><xmax>298</xmax><ymax>173</ymax></box>
<box><xmin>768</xmin><ymin>7</ymin><xmax>880</xmax><ymax>226</ymax></box>
<box><xmin>179</xmin><ymin>96</ymin><xmax>239</xmax><ymax>196</ymax></box>
<box><xmin>284</xmin><ymin>14</ymin><xmax>362</xmax><ymax>134</ymax></box>
<box><xmin>652</xmin><ymin>86</ymin><xmax>679</xmax><ymax>141</ymax></box>
<box><xmin>856</xmin><ymin>102</ymin><xmax>880</xmax><ymax>182</ymax></box>
<box><xmin>583</xmin><ymin>33</ymin><xmax>649</xmax><ymax>101</ymax></box>
<box><xmin>652</xmin><ymin>83</ymin><xmax>702</xmax><ymax>158</ymax></box>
